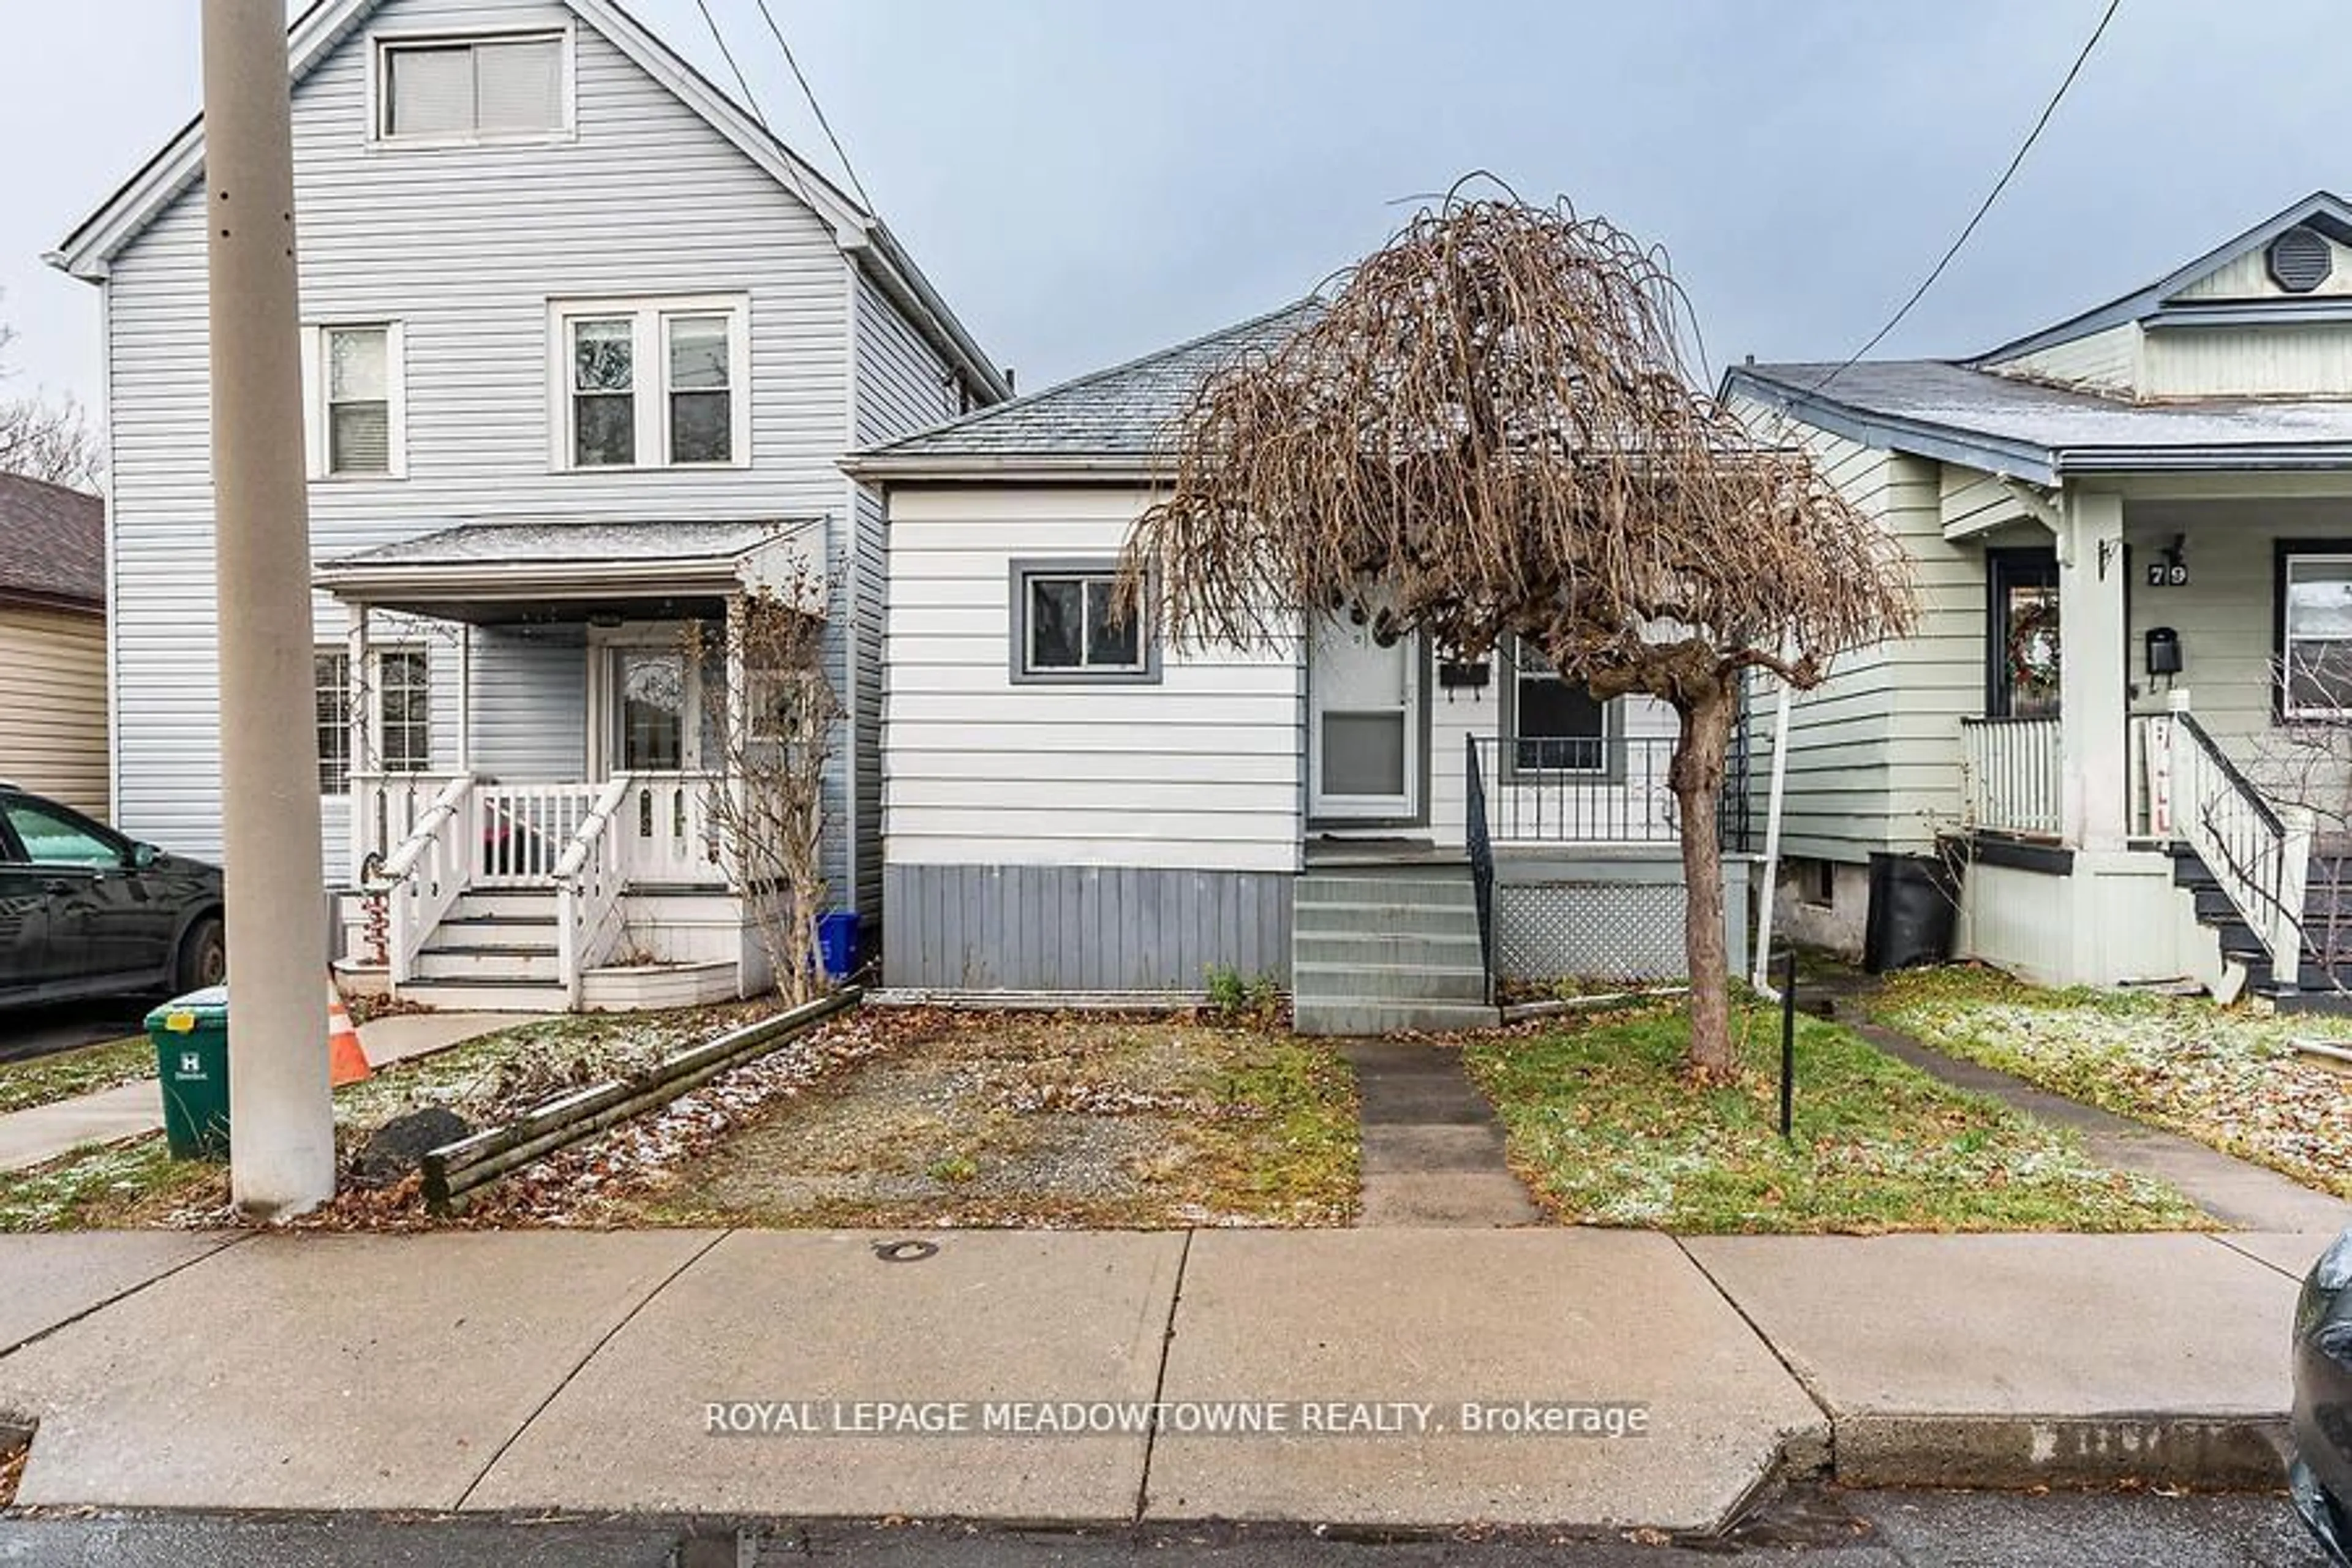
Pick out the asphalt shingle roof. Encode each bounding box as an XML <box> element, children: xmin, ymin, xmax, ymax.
<box><xmin>1732</xmin><ymin>360</ymin><xmax>2352</xmax><ymax>477</ymax></box>
<box><xmin>863</xmin><ymin>299</ymin><xmax>1321</xmax><ymax>464</ymax></box>
<box><xmin>321</xmin><ymin>518</ymin><xmax>814</xmax><ymax>570</ymax></box>
<box><xmin>0</xmin><ymin>474</ymin><xmax>104</xmax><ymax>609</ymax></box>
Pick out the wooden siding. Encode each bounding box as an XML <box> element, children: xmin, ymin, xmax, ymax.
<box><xmin>1427</xmin><ymin>661</ymin><xmax>1676</xmax><ymax>850</ymax></box>
<box><xmin>882</xmin><ymin>864</ymin><xmax>1292</xmax><ymax>990</ymax></box>
<box><xmin>1731</xmin><ymin>402</ymin><xmax>1989</xmax><ymax>863</ymax></box>
<box><xmin>1982</xmin><ymin>323</ymin><xmax>2140</xmax><ymax>394</ymax></box>
<box><xmin>884</xmin><ymin>484</ymin><xmax>1305</xmax><ymax>873</ymax></box>
<box><xmin>2143</xmin><ymin>324</ymin><xmax>2352</xmax><ymax>397</ymax></box>
<box><xmin>2177</xmin><ymin>238</ymin><xmax>2352</xmax><ymax>300</ymax></box>
<box><xmin>96</xmin><ymin>0</ymin><xmax>950</xmax><ymax>902</ymax></box>
<box><xmin>0</xmin><ymin>605</ymin><xmax>108</xmax><ymax>820</ymax></box>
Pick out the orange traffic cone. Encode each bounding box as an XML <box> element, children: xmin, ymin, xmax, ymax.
<box><xmin>328</xmin><ymin>981</ymin><xmax>372</xmax><ymax>1087</ymax></box>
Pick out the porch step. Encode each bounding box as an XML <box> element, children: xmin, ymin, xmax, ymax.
<box><xmin>412</xmin><ymin>946</ymin><xmax>560</xmax><ymax>984</ymax></box>
<box><xmin>1292</xmin><ymin>960</ymin><xmax>1488</xmax><ymax>1004</ymax></box>
<box><xmin>429</xmin><ymin>916</ymin><xmax>559</xmax><ymax>951</ymax></box>
<box><xmin>1293</xmin><ymin>900</ymin><xmax>1481</xmax><ymax>937</ymax></box>
<box><xmin>1295</xmin><ymin>873</ymin><xmax>1477</xmax><ymax>910</ymax></box>
<box><xmin>1293</xmin><ymin>930</ymin><xmax>1485</xmax><ymax>966</ymax></box>
<box><xmin>393</xmin><ymin>976</ymin><xmax>569</xmax><ymax>1014</ymax></box>
<box><xmin>1291</xmin><ymin>860</ymin><xmax>1498</xmax><ymax>1035</ymax></box>
<box><xmin>449</xmin><ymin>890</ymin><xmax>558</xmax><ymax>922</ymax></box>
<box><xmin>1292</xmin><ymin>998</ymin><xmax>1502</xmax><ymax>1035</ymax></box>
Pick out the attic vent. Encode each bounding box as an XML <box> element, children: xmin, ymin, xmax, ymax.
<box><xmin>2267</xmin><ymin>225</ymin><xmax>2334</xmax><ymax>293</ymax></box>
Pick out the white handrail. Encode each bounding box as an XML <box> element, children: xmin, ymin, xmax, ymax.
<box><xmin>552</xmin><ymin>775</ymin><xmax>634</xmax><ymax>1007</ymax></box>
<box><xmin>2162</xmin><ymin>714</ymin><xmax>2309</xmax><ymax>991</ymax></box>
<box><xmin>372</xmin><ymin>774</ymin><xmax>476</xmax><ymax>885</ymax></box>
<box><xmin>363</xmin><ymin>774</ymin><xmax>475</xmax><ymax>986</ymax></box>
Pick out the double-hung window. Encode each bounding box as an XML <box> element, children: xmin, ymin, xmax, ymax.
<box><xmin>376</xmin><ymin>31</ymin><xmax>570</xmax><ymax>145</ymax></box>
<box><xmin>303</xmin><ymin>323</ymin><xmax>406</xmax><ymax>478</ymax></box>
<box><xmin>1507</xmin><ymin>638</ymin><xmax>1612</xmax><ymax>774</ymax></box>
<box><xmin>552</xmin><ymin>298</ymin><xmax>750</xmax><ymax>470</ymax></box>
<box><xmin>2283</xmin><ymin>551</ymin><xmax>2352</xmax><ymax>718</ymax></box>
<box><xmin>1009</xmin><ymin>560</ymin><xmax>1156</xmax><ymax>684</ymax></box>
<box><xmin>315</xmin><ymin>647</ymin><xmax>434</xmax><ymax>794</ymax></box>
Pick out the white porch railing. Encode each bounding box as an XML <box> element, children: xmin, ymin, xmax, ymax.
<box><xmin>1959</xmin><ymin>716</ymin><xmax>2062</xmax><ymax>838</ymax></box>
<box><xmin>2136</xmin><ymin>710</ymin><xmax>2312</xmax><ymax>990</ymax></box>
<box><xmin>552</xmin><ymin>775</ymin><xmax>633</xmax><ymax>1008</ymax></box>
<box><xmin>615</xmin><ymin>771</ymin><xmax>725</xmax><ymax>885</ymax></box>
<box><xmin>476</xmin><ymin>783</ymin><xmax>601</xmax><ymax>886</ymax></box>
<box><xmin>362</xmin><ymin>774</ymin><xmax>476</xmax><ymax>986</ymax></box>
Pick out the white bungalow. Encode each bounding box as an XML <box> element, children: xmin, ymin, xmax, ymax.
<box><xmin>850</xmin><ymin>306</ymin><xmax>1757</xmax><ymax>1033</ymax></box>
<box><xmin>48</xmin><ymin>0</ymin><xmax>1007</xmax><ymax>1009</ymax></box>
<box><xmin>1728</xmin><ymin>192</ymin><xmax>2352</xmax><ymax>1009</ymax></box>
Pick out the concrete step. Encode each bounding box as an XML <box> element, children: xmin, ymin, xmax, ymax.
<box><xmin>1296</xmin><ymin>875</ymin><xmax>1476</xmax><ymax>910</ymax></box>
<box><xmin>1293</xmin><ymin>900</ymin><xmax>1483</xmax><ymax>938</ymax></box>
<box><xmin>1292</xmin><ymin>960</ymin><xmax>1489</xmax><ymax>1004</ymax></box>
<box><xmin>1293</xmin><ymin>931</ymin><xmax>1485</xmax><ymax>967</ymax></box>
<box><xmin>430</xmin><ymin>916</ymin><xmax>559</xmax><ymax>951</ymax></box>
<box><xmin>392</xmin><ymin>976</ymin><xmax>568</xmax><ymax>1013</ymax></box>
<box><xmin>1293</xmin><ymin>998</ymin><xmax>1502</xmax><ymax>1036</ymax></box>
<box><xmin>412</xmin><ymin>946</ymin><xmax>559</xmax><ymax>984</ymax></box>
<box><xmin>449</xmin><ymin>890</ymin><xmax>557</xmax><ymax>922</ymax></box>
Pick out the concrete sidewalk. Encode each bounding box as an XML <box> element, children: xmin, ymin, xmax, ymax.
<box><xmin>0</xmin><ymin>1224</ymin><xmax>2331</xmax><ymax>1532</ymax></box>
<box><xmin>0</xmin><ymin>1012</ymin><xmax>514</xmax><ymax>1174</ymax></box>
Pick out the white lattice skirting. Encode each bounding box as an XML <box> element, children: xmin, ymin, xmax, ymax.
<box><xmin>1496</xmin><ymin>883</ymin><xmax>1689</xmax><ymax>982</ymax></box>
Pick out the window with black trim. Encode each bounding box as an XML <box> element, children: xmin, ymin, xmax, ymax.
<box><xmin>2282</xmin><ymin>550</ymin><xmax>2352</xmax><ymax>719</ymax></box>
<box><xmin>1008</xmin><ymin>560</ymin><xmax>1157</xmax><ymax>684</ymax></box>
<box><xmin>1506</xmin><ymin>639</ymin><xmax>1611</xmax><ymax>772</ymax></box>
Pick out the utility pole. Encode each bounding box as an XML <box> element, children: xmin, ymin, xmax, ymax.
<box><xmin>203</xmin><ymin>0</ymin><xmax>335</xmax><ymax>1216</ymax></box>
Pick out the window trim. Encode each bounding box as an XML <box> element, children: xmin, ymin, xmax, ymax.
<box><xmin>547</xmin><ymin>296</ymin><xmax>752</xmax><ymax>472</ymax></box>
<box><xmin>1499</xmin><ymin>636</ymin><xmax>1619</xmax><ymax>782</ymax></box>
<box><xmin>2276</xmin><ymin>539</ymin><xmax>2352</xmax><ymax>722</ymax></box>
<box><xmin>316</xmin><ymin>641</ymin><xmax>435</xmax><ymax>797</ymax></box>
<box><xmin>1006</xmin><ymin>558</ymin><xmax>1161</xmax><ymax>685</ymax></box>
<box><xmin>367</xmin><ymin>23</ymin><xmax>578</xmax><ymax>150</ymax></box>
<box><xmin>300</xmin><ymin>322</ymin><xmax>407</xmax><ymax>480</ymax></box>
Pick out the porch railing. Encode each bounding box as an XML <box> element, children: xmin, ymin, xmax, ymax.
<box><xmin>362</xmin><ymin>774</ymin><xmax>475</xmax><ymax>986</ymax></box>
<box><xmin>552</xmin><ymin>775</ymin><xmax>634</xmax><ymax>1008</ymax></box>
<box><xmin>2139</xmin><ymin>710</ymin><xmax>2311</xmax><ymax>990</ymax></box>
<box><xmin>618</xmin><ymin>772</ymin><xmax>725</xmax><ymax>886</ymax></box>
<box><xmin>1468</xmin><ymin>732</ymin><xmax>1751</xmax><ymax>850</ymax></box>
<box><xmin>1959</xmin><ymin>715</ymin><xmax>2062</xmax><ymax>839</ymax></box>
<box><xmin>1462</xmin><ymin>735</ymin><xmax>1497</xmax><ymax>1001</ymax></box>
<box><xmin>353</xmin><ymin>774</ymin><xmax>726</xmax><ymax>892</ymax></box>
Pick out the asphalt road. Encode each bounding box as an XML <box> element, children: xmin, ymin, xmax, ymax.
<box><xmin>0</xmin><ymin>999</ymin><xmax>151</xmax><ymax>1065</ymax></box>
<box><xmin>0</xmin><ymin>1490</ymin><xmax>2332</xmax><ymax>1568</ymax></box>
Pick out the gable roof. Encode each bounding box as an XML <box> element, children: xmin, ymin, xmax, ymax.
<box><xmin>846</xmin><ymin>299</ymin><xmax>1323</xmax><ymax>480</ymax></box>
<box><xmin>1972</xmin><ymin>190</ymin><xmax>2352</xmax><ymax>366</ymax></box>
<box><xmin>46</xmin><ymin>0</ymin><xmax>1007</xmax><ymax>403</ymax></box>
<box><xmin>0</xmin><ymin>475</ymin><xmax>105</xmax><ymax>612</ymax></box>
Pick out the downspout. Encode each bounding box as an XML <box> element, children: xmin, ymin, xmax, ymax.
<box><xmin>1749</xmin><ymin>660</ymin><xmax>1796</xmax><ymax>1000</ymax></box>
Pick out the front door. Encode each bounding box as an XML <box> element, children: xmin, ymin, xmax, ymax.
<box><xmin>1988</xmin><ymin>548</ymin><xmax>2062</xmax><ymax>718</ymax></box>
<box><xmin>1308</xmin><ymin>611</ymin><xmax>1422</xmax><ymax>823</ymax></box>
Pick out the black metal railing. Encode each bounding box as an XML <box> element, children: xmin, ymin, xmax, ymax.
<box><xmin>1463</xmin><ymin>733</ymin><xmax>1498</xmax><ymax>1003</ymax></box>
<box><xmin>1469</xmin><ymin>726</ymin><xmax>1752</xmax><ymax>851</ymax></box>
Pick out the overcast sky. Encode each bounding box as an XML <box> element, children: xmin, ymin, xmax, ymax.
<box><xmin>3</xmin><ymin>0</ymin><xmax>2345</xmax><ymax>414</ymax></box>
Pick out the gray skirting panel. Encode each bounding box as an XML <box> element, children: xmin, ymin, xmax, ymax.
<box><xmin>882</xmin><ymin>864</ymin><xmax>1294</xmax><ymax>992</ymax></box>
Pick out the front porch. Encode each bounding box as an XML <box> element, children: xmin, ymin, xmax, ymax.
<box><xmin>1952</xmin><ymin>489</ymin><xmax>2352</xmax><ymax>1004</ymax></box>
<box><xmin>315</xmin><ymin>519</ymin><xmax>829</xmax><ymax>1012</ymax></box>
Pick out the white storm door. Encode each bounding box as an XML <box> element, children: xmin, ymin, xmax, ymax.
<box><xmin>1308</xmin><ymin>611</ymin><xmax>1420</xmax><ymax>821</ymax></box>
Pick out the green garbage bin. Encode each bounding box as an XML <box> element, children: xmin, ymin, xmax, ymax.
<box><xmin>146</xmin><ymin>985</ymin><xmax>230</xmax><ymax>1161</ymax></box>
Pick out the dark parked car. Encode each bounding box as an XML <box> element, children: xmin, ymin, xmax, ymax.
<box><xmin>0</xmin><ymin>784</ymin><xmax>224</xmax><ymax>1007</ymax></box>
<box><xmin>2295</xmin><ymin>1227</ymin><xmax>2352</xmax><ymax>1566</ymax></box>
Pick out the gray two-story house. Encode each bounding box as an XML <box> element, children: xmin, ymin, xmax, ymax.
<box><xmin>50</xmin><ymin>0</ymin><xmax>1006</xmax><ymax>1010</ymax></box>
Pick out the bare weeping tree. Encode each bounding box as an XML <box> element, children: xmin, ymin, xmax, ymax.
<box><xmin>1121</xmin><ymin>189</ymin><xmax>1914</xmax><ymax>1077</ymax></box>
<box><xmin>693</xmin><ymin>571</ymin><xmax>841</xmax><ymax>1005</ymax></box>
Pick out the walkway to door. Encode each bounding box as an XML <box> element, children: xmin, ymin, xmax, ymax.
<box><xmin>1339</xmin><ymin>1039</ymin><xmax>1540</xmax><ymax>1226</ymax></box>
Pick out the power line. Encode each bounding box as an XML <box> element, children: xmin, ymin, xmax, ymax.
<box><xmin>749</xmin><ymin>0</ymin><xmax>876</xmax><ymax>214</ymax></box>
<box><xmin>1813</xmin><ymin>0</ymin><xmax>2122</xmax><ymax>391</ymax></box>
<box><xmin>692</xmin><ymin>0</ymin><xmax>817</xmax><ymax>209</ymax></box>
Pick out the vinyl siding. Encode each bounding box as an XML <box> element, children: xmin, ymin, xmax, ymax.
<box><xmin>1732</xmin><ymin>402</ymin><xmax>1988</xmax><ymax>862</ymax></box>
<box><xmin>1427</xmin><ymin>655</ymin><xmax>1678</xmax><ymax>851</ymax></box>
<box><xmin>1982</xmin><ymin>322</ymin><xmax>2140</xmax><ymax>394</ymax></box>
<box><xmin>848</xmin><ymin>272</ymin><xmax>963</xmax><ymax>923</ymax></box>
<box><xmin>884</xmin><ymin>484</ymin><xmax>1305</xmax><ymax>873</ymax></box>
<box><xmin>2176</xmin><ymin>238</ymin><xmax>2352</xmax><ymax>300</ymax></box>
<box><xmin>0</xmin><ymin>605</ymin><xmax>109</xmax><ymax>821</ymax></box>
<box><xmin>2143</xmin><ymin>325</ymin><xmax>2352</xmax><ymax>397</ymax></box>
<box><xmin>467</xmin><ymin>623</ymin><xmax>587</xmax><ymax>780</ymax></box>
<box><xmin>102</xmin><ymin>0</ymin><xmax>858</xmax><ymax>880</ymax></box>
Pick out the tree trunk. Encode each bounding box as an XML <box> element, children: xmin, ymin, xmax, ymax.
<box><xmin>1672</xmin><ymin>677</ymin><xmax>1740</xmax><ymax>1079</ymax></box>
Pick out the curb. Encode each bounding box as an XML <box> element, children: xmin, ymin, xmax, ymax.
<box><xmin>1826</xmin><ymin>1412</ymin><xmax>2290</xmax><ymax>1491</ymax></box>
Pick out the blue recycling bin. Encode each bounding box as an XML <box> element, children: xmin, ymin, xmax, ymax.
<box><xmin>817</xmin><ymin>911</ymin><xmax>861</xmax><ymax>981</ymax></box>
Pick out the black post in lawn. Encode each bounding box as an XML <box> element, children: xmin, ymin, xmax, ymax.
<box><xmin>1779</xmin><ymin>947</ymin><xmax>1798</xmax><ymax>1142</ymax></box>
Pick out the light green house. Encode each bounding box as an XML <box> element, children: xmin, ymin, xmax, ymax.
<box><xmin>1727</xmin><ymin>191</ymin><xmax>2352</xmax><ymax>1009</ymax></box>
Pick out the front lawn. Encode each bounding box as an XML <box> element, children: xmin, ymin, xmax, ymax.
<box><xmin>1873</xmin><ymin>965</ymin><xmax>2352</xmax><ymax>1201</ymax></box>
<box><xmin>1463</xmin><ymin>1002</ymin><xmax>2209</xmax><ymax>1233</ymax></box>
<box><xmin>611</xmin><ymin>1012</ymin><xmax>1359</xmax><ymax>1229</ymax></box>
<box><xmin>0</xmin><ymin>1033</ymin><xmax>155</xmax><ymax>1117</ymax></box>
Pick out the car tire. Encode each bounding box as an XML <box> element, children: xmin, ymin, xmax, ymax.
<box><xmin>176</xmin><ymin>914</ymin><xmax>227</xmax><ymax>993</ymax></box>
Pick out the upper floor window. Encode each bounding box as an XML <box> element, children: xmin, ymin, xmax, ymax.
<box><xmin>550</xmin><ymin>297</ymin><xmax>750</xmax><ymax>471</ymax></box>
<box><xmin>377</xmin><ymin>32</ymin><xmax>570</xmax><ymax>145</ymax></box>
<box><xmin>302</xmin><ymin>323</ymin><xmax>406</xmax><ymax>480</ymax></box>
